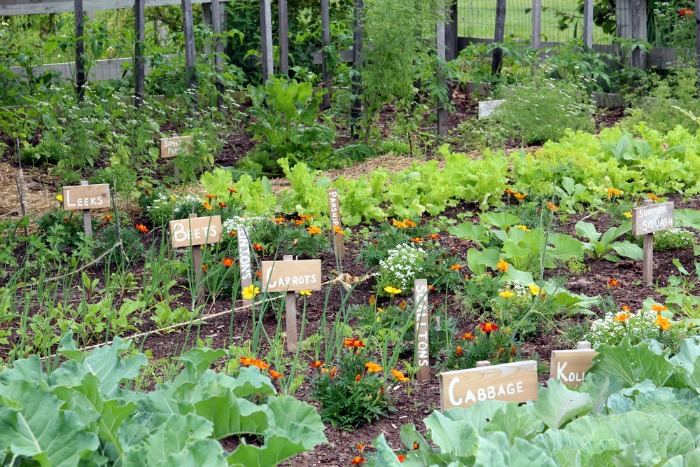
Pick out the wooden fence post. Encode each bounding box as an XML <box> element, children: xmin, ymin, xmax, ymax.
<box><xmin>210</xmin><ymin>0</ymin><xmax>225</xmax><ymax>109</ymax></box>
<box><xmin>259</xmin><ymin>0</ymin><xmax>273</xmax><ymax>81</ymax></box>
<box><xmin>279</xmin><ymin>0</ymin><xmax>289</xmax><ymax>76</ymax></box>
<box><xmin>582</xmin><ymin>0</ymin><xmax>593</xmax><ymax>48</ymax></box>
<box><xmin>134</xmin><ymin>0</ymin><xmax>145</xmax><ymax>107</ymax></box>
<box><xmin>436</xmin><ymin>12</ymin><xmax>447</xmax><ymax>137</ymax></box>
<box><xmin>321</xmin><ymin>0</ymin><xmax>332</xmax><ymax>107</ymax></box>
<box><xmin>445</xmin><ymin>0</ymin><xmax>459</xmax><ymax>61</ymax></box>
<box><xmin>492</xmin><ymin>0</ymin><xmax>506</xmax><ymax>75</ymax></box>
<box><xmin>696</xmin><ymin>0</ymin><xmax>700</xmax><ymax>89</ymax></box>
<box><xmin>181</xmin><ymin>0</ymin><xmax>197</xmax><ymax>93</ymax></box>
<box><xmin>531</xmin><ymin>0</ymin><xmax>541</xmax><ymax>49</ymax></box>
<box><xmin>74</xmin><ymin>0</ymin><xmax>86</xmax><ymax>101</ymax></box>
<box><xmin>350</xmin><ymin>0</ymin><xmax>364</xmax><ymax>138</ymax></box>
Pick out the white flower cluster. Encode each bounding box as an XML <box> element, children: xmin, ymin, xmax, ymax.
<box><xmin>586</xmin><ymin>309</ymin><xmax>658</xmax><ymax>347</ymax></box>
<box><xmin>223</xmin><ymin>216</ymin><xmax>266</xmax><ymax>233</ymax></box>
<box><xmin>378</xmin><ymin>243</ymin><xmax>426</xmax><ymax>290</ymax></box>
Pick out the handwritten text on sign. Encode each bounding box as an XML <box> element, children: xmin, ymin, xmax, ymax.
<box><xmin>62</xmin><ymin>184</ymin><xmax>111</xmax><ymax>211</ymax></box>
<box><xmin>169</xmin><ymin>215</ymin><xmax>222</xmax><ymax>248</ymax></box>
<box><xmin>632</xmin><ymin>201</ymin><xmax>674</xmax><ymax>235</ymax></box>
<box><xmin>160</xmin><ymin>136</ymin><xmax>193</xmax><ymax>158</ymax></box>
<box><xmin>262</xmin><ymin>259</ymin><xmax>322</xmax><ymax>292</ymax></box>
<box><xmin>414</xmin><ymin>279</ymin><xmax>429</xmax><ymax>380</ymax></box>
<box><xmin>550</xmin><ymin>349</ymin><xmax>597</xmax><ymax>387</ymax></box>
<box><xmin>439</xmin><ymin>360</ymin><xmax>538</xmax><ymax>410</ymax></box>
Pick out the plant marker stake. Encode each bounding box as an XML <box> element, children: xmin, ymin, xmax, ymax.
<box><xmin>476</xmin><ymin>361</ymin><xmax>491</xmax><ymax>368</ymax></box>
<box><xmin>327</xmin><ymin>188</ymin><xmax>344</xmax><ymax>264</ymax></box>
<box><xmin>284</xmin><ymin>255</ymin><xmax>298</xmax><ymax>352</ymax></box>
<box><xmin>189</xmin><ymin>213</ymin><xmax>204</xmax><ymax>307</ymax></box>
<box><xmin>414</xmin><ymin>279</ymin><xmax>429</xmax><ymax>381</ymax></box>
<box><xmin>80</xmin><ymin>180</ymin><xmax>93</xmax><ymax>237</ymax></box>
<box><xmin>15</xmin><ymin>139</ymin><xmax>29</xmax><ymax>236</ymax></box>
<box><xmin>238</xmin><ymin>227</ymin><xmax>253</xmax><ymax>307</ymax></box>
<box><xmin>577</xmin><ymin>341</ymin><xmax>591</xmax><ymax>350</ymax></box>
<box><xmin>641</xmin><ymin>199</ymin><xmax>654</xmax><ymax>286</ymax></box>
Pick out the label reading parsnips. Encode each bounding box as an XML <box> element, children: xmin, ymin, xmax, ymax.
<box><xmin>261</xmin><ymin>259</ymin><xmax>322</xmax><ymax>292</ymax></box>
<box><xmin>169</xmin><ymin>215</ymin><xmax>222</xmax><ymax>248</ymax></box>
<box><xmin>439</xmin><ymin>360</ymin><xmax>538</xmax><ymax>410</ymax></box>
<box><xmin>62</xmin><ymin>184</ymin><xmax>111</xmax><ymax>211</ymax></box>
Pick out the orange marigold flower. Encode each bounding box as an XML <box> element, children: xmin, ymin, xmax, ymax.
<box><xmin>404</xmin><ymin>219</ymin><xmax>417</xmax><ymax>228</ymax></box>
<box><xmin>343</xmin><ymin>338</ymin><xmax>366</xmax><ymax>348</ymax></box>
<box><xmin>205</xmin><ymin>193</ymin><xmax>217</xmax><ymax>200</ymax></box>
<box><xmin>239</xmin><ymin>357</ymin><xmax>253</xmax><ymax>366</ymax></box>
<box><xmin>222</xmin><ymin>257</ymin><xmax>234</xmax><ymax>267</ymax></box>
<box><xmin>647</xmin><ymin>193</ymin><xmax>661</xmax><ymax>201</ymax></box>
<box><xmin>202</xmin><ymin>264</ymin><xmax>208</xmax><ymax>272</ymax></box>
<box><xmin>218</xmin><ymin>202</ymin><xmax>227</xmax><ymax>208</ymax></box>
<box><xmin>351</xmin><ymin>456</ymin><xmax>365</xmax><ymax>465</ymax></box>
<box><xmin>271</xmin><ymin>217</ymin><xmax>285</xmax><ymax>224</ymax></box>
<box><xmin>391</xmin><ymin>369</ymin><xmax>410</xmax><ymax>382</ymax></box>
<box><xmin>614</xmin><ymin>312</ymin><xmax>631</xmax><ymax>323</ymax></box>
<box><xmin>230</xmin><ymin>230</ymin><xmax>238</xmax><ymax>236</ymax></box>
<box><xmin>269</xmin><ymin>370</ymin><xmax>283</xmax><ymax>379</ymax></box>
<box><xmin>297</xmin><ymin>213</ymin><xmax>312</xmax><ymax>220</ymax></box>
<box><xmin>651</xmin><ymin>303</ymin><xmax>668</xmax><ymax>314</ymax></box>
<box><xmin>294</xmin><ymin>219</ymin><xmax>305</xmax><ymax>226</ymax></box>
<box><xmin>411</xmin><ymin>237</ymin><xmax>424</xmax><ymax>243</ymax></box>
<box><xmin>622</xmin><ymin>305</ymin><xmax>631</xmax><ymax>312</ymax></box>
<box><xmin>679</xmin><ymin>8</ymin><xmax>694</xmax><ymax>17</ymax></box>
<box><xmin>456</xmin><ymin>345</ymin><xmax>464</xmax><ymax>357</ymax></box>
<box><xmin>333</xmin><ymin>225</ymin><xmax>345</xmax><ymax>236</ymax></box>
<box><xmin>496</xmin><ymin>258</ymin><xmax>509</xmax><ymax>272</ymax></box>
<box><xmin>655</xmin><ymin>315</ymin><xmax>672</xmax><ymax>331</ymax></box>
<box><xmin>546</xmin><ymin>201</ymin><xmax>559</xmax><ymax>211</ymax></box>
<box><xmin>427</xmin><ymin>233</ymin><xmax>440</xmax><ymax>240</ymax></box>
<box><xmin>607</xmin><ymin>278</ymin><xmax>620</xmax><ymax>288</ymax></box>
<box><xmin>607</xmin><ymin>187</ymin><xmax>622</xmax><ymax>198</ymax></box>
<box><xmin>480</xmin><ymin>322</ymin><xmax>499</xmax><ymax>334</ymax></box>
<box><xmin>397</xmin><ymin>454</ymin><xmax>406</xmax><ymax>463</ymax></box>
<box><xmin>355</xmin><ymin>374</ymin><xmax>362</xmax><ymax>382</ymax></box>
<box><xmin>256</xmin><ymin>270</ymin><xmax>262</xmax><ymax>278</ymax></box>
<box><xmin>365</xmin><ymin>362</ymin><xmax>383</xmax><ymax>373</ymax></box>
<box><xmin>504</xmin><ymin>188</ymin><xmax>514</xmax><ymax>194</ymax></box>
<box><xmin>250</xmin><ymin>359</ymin><xmax>270</xmax><ymax>370</ymax></box>
<box><xmin>202</xmin><ymin>201</ymin><xmax>212</xmax><ymax>211</ymax></box>
<box><xmin>356</xmin><ymin>443</ymin><xmax>365</xmax><ymax>453</ymax></box>
<box><xmin>104</xmin><ymin>214</ymin><xmax>113</xmax><ymax>221</ymax></box>
<box><xmin>449</xmin><ymin>264</ymin><xmax>462</xmax><ymax>271</ymax></box>
<box><xmin>514</xmin><ymin>192</ymin><xmax>527</xmax><ymax>201</ymax></box>
<box><xmin>310</xmin><ymin>360</ymin><xmax>324</xmax><ymax>368</ymax></box>
<box><xmin>392</xmin><ymin>219</ymin><xmax>408</xmax><ymax>229</ymax></box>
<box><xmin>307</xmin><ymin>225</ymin><xmax>322</xmax><ymax>235</ymax></box>
<box><xmin>428</xmin><ymin>285</ymin><xmax>437</xmax><ymax>291</ymax></box>
<box><xmin>253</xmin><ymin>243</ymin><xmax>263</xmax><ymax>251</ymax></box>
<box><xmin>461</xmin><ymin>332</ymin><xmax>475</xmax><ymax>340</ymax></box>
<box><xmin>329</xmin><ymin>367</ymin><xmax>337</xmax><ymax>378</ymax></box>
<box><xmin>227</xmin><ymin>187</ymin><xmax>237</xmax><ymax>194</ymax></box>
<box><xmin>135</xmin><ymin>223</ymin><xmax>149</xmax><ymax>233</ymax></box>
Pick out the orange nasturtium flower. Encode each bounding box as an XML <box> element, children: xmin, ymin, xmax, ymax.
<box><xmin>397</xmin><ymin>454</ymin><xmax>407</xmax><ymax>463</ymax></box>
<box><xmin>651</xmin><ymin>303</ymin><xmax>669</xmax><ymax>314</ymax></box>
<box><xmin>307</xmin><ymin>225</ymin><xmax>322</xmax><ymax>235</ymax></box>
<box><xmin>269</xmin><ymin>370</ymin><xmax>283</xmax><ymax>379</ymax></box>
<box><xmin>449</xmin><ymin>264</ymin><xmax>462</xmax><ymax>271</ymax></box>
<box><xmin>456</xmin><ymin>345</ymin><xmax>464</xmax><ymax>357</ymax></box>
<box><xmin>647</xmin><ymin>193</ymin><xmax>661</xmax><ymax>201</ymax></box>
<box><xmin>310</xmin><ymin>360</ymin><xmax>324</xmax><ymax>368</ymax></box>
<box><xmin>365</xmin><ymin>362</ymin><xmax>383</xmax><ymax>373</ymax></box>
<box><xmin>607</xmin><ymin>278</ymin><xmax>620</xmax><ymax>288</ymax></box>
<box><xmin>480</xmin><ymin>322</ymin><xmax>499</xmax><ymax>334</ymax></box>
<box><xmin>351</xmin><ymin>457</ymin><xmax>366</xmax><ymax>465</ymax></box>
<box><xmin>514</xmin><ymin>192</ymin><xmax>527</xmax><ymax>201</ymax></box>
<box><xmin>391</xmin><ymin>369</ymin><xmax>410</xmax><ymax>382</ymax></box>
<box><xmin>461</xmin><ymin>332</ymin><xmax>475</xmax><ymax>340</ymax></box>
<box><xmin>546</xmin><ymin>201</ymin><xmax>559</xmax><ymax>211</ymax></box>
<box><xmin>202</xmin><ymin>201</ymin><xmax>213</xmax><ymax>211</ymax></box>
<box><xmin>655</xmin><ymin>315</ymin><xmax>672</xmax><ymax>331</ymax></box>
<box><xmin>135</xmin><ymin>223</ymin><xmax>149</xmax><ymax>233</ymax></box>
<box><xmin>614</xmin><ymin>312</ymin><xmax>632</xmax><ymax>323</ymax></box>
<box><xmin>607</xmin><ymin>187</ymin><xmax>623</xmax><ymax>198</ymax></box>
<box><xmin>333</xmin><ymin>225</ymin><xmax>345</xmax><ymax>235</ymax></box>
<box><xmin>222</xmin><ymin>257</ymin><xmax>234</xmax><ymax>267</ymax></box>
<box><xmin>496</xmin><ymin>258</ymin><xmax>509</xmax><ymax>272</ymax></box>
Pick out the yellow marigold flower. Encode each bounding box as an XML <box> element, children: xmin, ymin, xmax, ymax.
<box><xmin>614</xmin><ymin>312</ymin><xmax>631</xmax><ymax>323</ymax></box>
<box><xmin>365</xmin><ymin>362</ymin><xmax>383</xmax><ymax>373</ymax></box>
<box><xmin>623</xmin><ymin>212</ymin><xmax>632</xmax><ymax>218</ymax></box>
<box><xmin>299</xmin><ymin>290</ymin><xmax>312</xmax><ymax>296</ymax></box>
<box><xmin>333</xmin><ymin>225</ymin><xmax>345</xmax><ymax>236</ymax></box>
<box><xmin>496</xmin><ymin>259</ymin><xmax>509</xmax><ymax>272</ymax></box>
<box><xmin>651</xmin><ymin>303</ymin><xmax>668</xmax><ymax>314</ymax></box>
<box><xmin>307</xmin><ymin>225</ymin><xmax>322</xmax><ymax>235</ymax></box>
<box><xmin>55</xmin><ymin>194</ymin><xmax>64</xmax><ymax>202</ymax></box>
<box><xmin>449</xmin><ymin>264</ymin><xmax>462</xmax><ymax>271</ymax></box>
<box><xmin>392</xmin><ymin>219</ymin><xmax>408</xmax><ymax>229</ymax></box>
<box><xmin>242</xmin><ymin>285</ymin><xmax>260</xmax><ymax>300</ymax></box>
<box><xmin>391</xmin><ymin>369</ymin><xmax>410</xmax><ymax>382</ymax></box>
<box><xmin>499</xmin><ymin>290</ymin><xmax>514</xmax><ymax>299</ymax></box>
<box><xmin>383</xmin><ymin>286</ymin><xmax>402</xmax><ymax>295</ymax></box>
<box><xmin>528</xmin><ymin>284</ymin><xmax>540</xmax><ymax>296</ymax></box>
<box><xmin>202</xmin><ymin>201</ymin><xmax>213</xmax><ymax>211</ymax></box>
<box><xmin>514</xmin><ymin>192</ymin><xmax>527</xmax><ymax>201</ymax></box>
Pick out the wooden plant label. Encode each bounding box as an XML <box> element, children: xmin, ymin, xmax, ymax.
<box><xmin>62</xmin><ymin>183</ymin><xmax>111</xmax><ymax>211</ymax></box>
<box><xmin>327</xmin><ymin>188</ymin><xmax>344</xmax><ymax>260</ymax></box>
<box><xmin>632</xmin><ymin>201</ymin><xmax>674</xmax><ymax>235</ymax></box>
<box><xmin>478</xmin><ymin>99</ymin><xmax>505</xmax><ymax>119</ymax></box>
<box><xmin>169</xmin><ymin>215</ymin><xmax>222</xmax><ymax>248</ymax></box>
<box><xmin>439</xmin><ymin>360</ymin><xmax>538</xmax><ymax>410</ymax></box>
<box><xmin>160</xmin><ymin>136</ymin><xmax>193</xmax><ymax>158</ymax></box>
<box><xmin>237</xmin><ymin>227</ymin><xmax>254</xmax><ymax>306</ymax></box>
<box><xmin>550</xmin><ymin>345</ymin><xmax>597</xmax><ymax>387</ymax></box>
<box><xmin>261</xmin><ymin>259</ymin><xmax>322</xmax><ymax>292</ymax></box>
<box><xmin>414</xmin><ymin>279</ymin><xmax>430</xmax><ymax>381</ymax></box>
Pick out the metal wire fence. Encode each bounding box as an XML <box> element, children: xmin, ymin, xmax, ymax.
<box><xmin>458</xmin><ymin>0</ymin><xmax>614</xmax><ymax>44</ymax></box>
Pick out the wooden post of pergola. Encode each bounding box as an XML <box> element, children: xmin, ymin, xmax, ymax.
<box><xmin>279</xmin><ymin>0</ymin><xmax>289</xmax><ymax>76</ymax></box>
<box><xmin>321</xmin><ymin>0</ymin><xmax>331</xmax><ymax>107</ymax></box>
<box><xmin>74</xmin><ymin>0</ymin><xmax>86</xmax><ymax>101</ymax></box>
<box><xmin>134</xmin><ymin>0</ymin><xmax>146</xmax><ymax>107</ymax></box>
